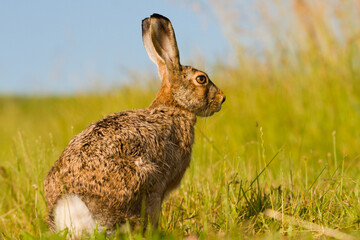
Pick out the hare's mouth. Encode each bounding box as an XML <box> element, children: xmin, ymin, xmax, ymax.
<box><xmin>213</xmin><ymin>102</ymin><xmax>223</xmax><ymax>114</ymax></box>
<box><xmin>197</xmin><ymin>101</ymin><xmax>223</xmax><ymax>117</ymax></box>
<box><xmin>213</xmin><ymin>97</ymin><xmax>225</xmax><ymax>112</ymax></box>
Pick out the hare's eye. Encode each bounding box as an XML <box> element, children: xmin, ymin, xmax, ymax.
<box><xmin>196</xmin><ymin>75</ymin><xmax>207</xmax><ymax>84</ymax></box>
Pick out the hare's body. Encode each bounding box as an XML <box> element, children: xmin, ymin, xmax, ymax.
<box><xmin>45</xmin><ymin>107</ymin><xmax>195</xmax><ymax>230</ymax></box>
<box><xmin>44</xmin><ymin>14</ymin><xmax>225</xmax><ymax>237</ymax></box>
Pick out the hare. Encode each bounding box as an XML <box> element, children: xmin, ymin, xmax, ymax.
<box><xmin>44</xmin><ymin>13</ymin><xmax>225</xmax><ymax>237</ymax></box>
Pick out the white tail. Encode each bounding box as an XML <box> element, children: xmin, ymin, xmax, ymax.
<box><xmin>54</xmin><ymin>195</ymin><xmax>97</xmax><ymax>238</ymax></box>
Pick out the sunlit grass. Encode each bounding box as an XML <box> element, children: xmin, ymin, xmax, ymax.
<box><xmin>1</xmin><ymin>0</ymin><xmax>360</xmax><ymax>239</ymax></box>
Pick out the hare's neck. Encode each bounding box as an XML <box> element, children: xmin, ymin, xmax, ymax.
<box><xmin>149</xmin><ymin>87</ymin><xmax>175</xmax><ymax>108</ymax></box>
<box><xmin>149</xmin><ymin>86</ymin><xmax>192</xmax><ymax>115</ymax></box>
<box><xmin>149</xmin><ymin>87</ymin><xmax>196</xmax><ymax>126</ymax></box>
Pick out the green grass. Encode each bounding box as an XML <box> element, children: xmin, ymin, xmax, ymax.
<box><xmin>1</xmin><ymin>1</ymin><xmax>360</xmax><ymax>239</ymax></box>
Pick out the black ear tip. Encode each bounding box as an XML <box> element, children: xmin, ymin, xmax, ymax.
<box><xmin>142</xmin><ymin>14</ymin><xmax>170</xmax><ymax>28</ymax></box>
<box><xmin>150</xmin><ymin>13</ymin><xmax>170</xmax><ymax>22</ymax></box>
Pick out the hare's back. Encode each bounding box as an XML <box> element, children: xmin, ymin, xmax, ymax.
<box><xmin>63</xmin><ymin>108</ymin><xmax>175</xmax><ymax>156</ymax></box>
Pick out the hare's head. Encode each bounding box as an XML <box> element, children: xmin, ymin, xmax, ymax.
<box><xmin>142</xmin><ymin>14</ymin><xmax>225</xmax><ymax>117</ymax></box>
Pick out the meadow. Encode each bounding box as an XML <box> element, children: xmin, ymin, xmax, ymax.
<box><xmin>1</xmin><ymin>0</ymin><xmax>360</xmax><ymax>239</ymax></box>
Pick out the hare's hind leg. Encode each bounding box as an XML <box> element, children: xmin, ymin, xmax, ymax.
<box><xmin>54</xmin><ymin>194</ymin><xmax>97</xmax><ymax>238</ymax></box>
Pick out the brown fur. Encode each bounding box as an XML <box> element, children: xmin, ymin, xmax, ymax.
<box><xmin>44</xmin><ymin>13</ymin><xmax>225</xmax><ymax>233</ymax></box>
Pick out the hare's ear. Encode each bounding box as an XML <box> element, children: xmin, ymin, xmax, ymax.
<box><xmin>142</xmin><ymin>14</ymin><xmax>180</xmax><ymax>75</ymax></box>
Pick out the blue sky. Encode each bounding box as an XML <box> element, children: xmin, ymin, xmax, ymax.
<box><xmin>0</xmin><ymin>1</ymin><xmax>232</xmax><ymax>95</ymax></box>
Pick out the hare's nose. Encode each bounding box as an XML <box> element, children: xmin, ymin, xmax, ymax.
<box><xmin>221</xmin><ymin>95</ymin><xmax>226</xmax><ymax>104</ymax></box>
